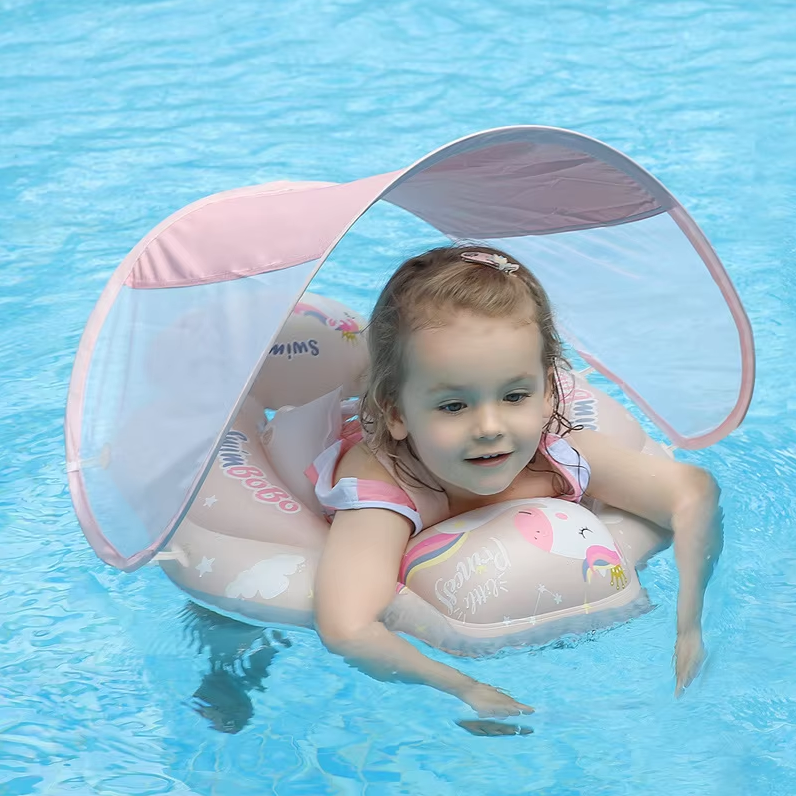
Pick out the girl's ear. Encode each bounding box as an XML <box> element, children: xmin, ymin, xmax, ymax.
<box><xmin>386</xmin><ymin>404</ymin><xmax>408</xmax><ymax>441</ymax></box>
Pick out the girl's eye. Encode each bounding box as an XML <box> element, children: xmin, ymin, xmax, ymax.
<box><xmin>439</xmin><ymin>401</ymin><xmax>466</xmax><ymax>414</ymax></box>
<box><xmin>504</xmin><ymin>392</ymin><xmax>529</xmax><ymax>404</ymax></box>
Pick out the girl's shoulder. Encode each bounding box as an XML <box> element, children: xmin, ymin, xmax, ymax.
<box><xmin>333</xmin><ymin>440</ymin><xmax>401</xmax><ymax>489</ymax></box>
<box><xmin>329</xmin><ymin>440</ymin><xmax>450</xmax><ymax>532</ymax></box>
<box><xmin>316</xmin><ymin>439</ymin><xmax>429</xmax><ymax>536</ymax></box>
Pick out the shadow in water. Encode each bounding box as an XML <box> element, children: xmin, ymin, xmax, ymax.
<box><xmin>179</xmin><ymin>602</ymin><xmax>291</xmax><ymax>733</ymax></box>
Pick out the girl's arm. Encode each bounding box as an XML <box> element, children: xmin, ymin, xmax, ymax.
<box><xmin>314</xmin><ymin>452</ymin><xmax>533</xmax><ymax>717</ymax></box>
<box><xmin>568</xmin><ymin>429</ymin><xmax>722</xmax><ymax>694</ymax></box>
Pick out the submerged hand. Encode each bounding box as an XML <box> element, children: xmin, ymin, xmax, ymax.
<box><xmin>458</xmin><ymin>681</ymin><xmax>534</xmax><ymax>718</ymax></box>
<box><xmin>674</xmin><ymin>625</ymin><xmax>705</xmax><ymax>696</ymax></box>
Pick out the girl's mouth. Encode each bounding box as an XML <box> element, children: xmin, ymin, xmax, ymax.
<box><xmin>466</xmin><ymin>452</ymin><xmax>511</xmax><ymax>467</ymax></box>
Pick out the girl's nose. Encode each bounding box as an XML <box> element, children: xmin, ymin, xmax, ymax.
<box><xmin>474</xmin><ymin>403</ymin><xmax>504</xmax><ymax>440</ymax></box>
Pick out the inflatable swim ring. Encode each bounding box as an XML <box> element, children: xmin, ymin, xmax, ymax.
<box><xmin>154</xmin><ymin>294</ymin><xmax>672</xmax><ymax>654</ymax></box>
<box><xmin>65</xmin><ymin>127</ymin><xmax>753</xmax><ymax>656</ymax></box>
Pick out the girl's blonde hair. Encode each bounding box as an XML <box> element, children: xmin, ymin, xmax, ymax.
<box><xmin>359</xmin><ymin>244</ymin><xmax>578</xmax><ymax>492</ymax></box>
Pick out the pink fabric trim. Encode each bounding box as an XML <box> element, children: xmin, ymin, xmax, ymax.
<box><xmin>320</xmin><ymin>490</ymin><xmax>422</xmax><ymax>535</ymax></box>
<box><xmin>305</xmin><ymin>463</ymin><xmax>319</xmax><ymax>487</ymax></box>
<box><xmin>355</xmin><ymin>480</ymin><xmax>417</xmax><ymax>510</ymax></box>
<box><xmin>307</xmin><ymin>429</ymin><xmax>422</xmax><ymax>534</ymax></box>
<box><xmin>124</xmin><ymin>176</ymin><xmax>400</xmax><ymax>289</ymax></box>
<box><xmin>665</xmin><ymin>205</ymin><xmax>755</xmax><ymax>447</ymax></box>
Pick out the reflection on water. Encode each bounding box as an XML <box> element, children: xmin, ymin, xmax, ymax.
<box><xmin>178</xmin><ymin>602</ymin><xmax>290</xmax><ymax>733</ymax></box>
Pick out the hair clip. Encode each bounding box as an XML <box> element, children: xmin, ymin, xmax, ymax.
<box><xmin>460</xmin><ymin>251</ymin><xmax>519</xmax><ymax>274</ymax></box>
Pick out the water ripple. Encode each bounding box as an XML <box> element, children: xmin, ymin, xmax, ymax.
<box><xmin>2</xmin><ymin>0</ymin><xmax>796</xmax><ymax>793</ymax></box>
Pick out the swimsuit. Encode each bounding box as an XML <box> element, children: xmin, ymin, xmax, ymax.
<box><xmin>306</xmin><ymin>426</ymin><xmax>590</xmax><ymax>536</ymax></box>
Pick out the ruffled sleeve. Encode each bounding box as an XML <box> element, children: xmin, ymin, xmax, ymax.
<box><xmin>305</xmin><ymin>437</ymin><xmax>423</xmax><ymax>535</ymax></box>
<box><xmin>539</xmin><ymin>433</ymin><xmax>591</xmax><ymax>501</ymax></box>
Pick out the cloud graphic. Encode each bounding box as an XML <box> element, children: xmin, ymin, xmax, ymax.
<box><xmin>225</xmin><ymin>554</ymin><xmax>306</xmax><ymax>600</ymax></box>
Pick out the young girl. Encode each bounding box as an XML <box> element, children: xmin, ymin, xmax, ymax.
<box><xmin>312</xmin><ymin>244</ymin><xmax>721</xmax><ymax>718</ymax></box>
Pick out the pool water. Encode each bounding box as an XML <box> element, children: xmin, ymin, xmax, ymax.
<box><xmin>2</xmin><ymin>1</ymin><xmax>795</xmax><ymax>794</ymax></box>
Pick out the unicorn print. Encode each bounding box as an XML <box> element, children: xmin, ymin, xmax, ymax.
<box><xmin>293</xmin><ymin>302</ymin><xmax>361</xmax><ymax>341</ymax></box>
<box><xmin>511</xmin><ymin>500</ymin><xmax>627</xmax><ymax>586</ymax></box>
<box><xmin>424</xmin><ymin>499</ymin><xmax>627</xmax><ymax>589</ymax></box>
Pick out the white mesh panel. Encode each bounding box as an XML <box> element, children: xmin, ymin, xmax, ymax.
<box><xmin>490</xmin><ymin>212</ymin><xmax>742</xmax><ymax>439</ymax></box>
<box><xmin>80</xmin><ymin>261</ymin><xmax>318</xmax><ymax>559</ymax></box>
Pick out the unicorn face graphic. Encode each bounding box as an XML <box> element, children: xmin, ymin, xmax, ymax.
<box><xmin>511</xmin><ymin>500</ymin><xmax>626</xmax><ymax>585</ymax></box>
<box><xmin>421</xmin><ymin>498</ymin><xmax>628</xmax><ymax>589</ymax></box>
<box><xmin>512</xmin><ymin>502</ymin><xmax>614</xmax><ymax>558</ymax></box>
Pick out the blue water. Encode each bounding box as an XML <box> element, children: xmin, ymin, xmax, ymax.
<box><xmin>2</xmin><ymin>1</ymin><xmax>795</xmax><ymax>793</ymax></box>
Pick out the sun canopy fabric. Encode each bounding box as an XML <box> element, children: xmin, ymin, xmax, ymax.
<box><xmin>65</xmin><ymin>126</ymin><xmax>754</xmax><ymax>572</ymax></box>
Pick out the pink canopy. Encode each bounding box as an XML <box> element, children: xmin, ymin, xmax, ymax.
<box><xmin>65</xmin><ymin>126</ymin><xmax>754</xmax><ymax>572</ymax></box>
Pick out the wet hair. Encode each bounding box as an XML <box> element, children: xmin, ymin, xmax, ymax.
<box><xmin>358</xmin><ymin>244</ymin><xmax>582</xmax><ymax>496</ymax></box>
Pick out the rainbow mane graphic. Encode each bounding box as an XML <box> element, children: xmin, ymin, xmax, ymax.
<box><xmin>583</xmin><ymin>545</ymin><xmax>627</xmax><ymax>590</ymax></box>
<box><xmin>293</xmin><ymin>302</ymin><xmax>361</xmax><ymax>342</ymax></box>
<box><xmin>399</xmin><ymin>532</ymin><xmax>467</xmax><ymax>586</ymax></box>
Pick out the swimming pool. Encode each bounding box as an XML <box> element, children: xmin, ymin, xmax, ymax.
<box><xmin>2</xmin><ymin>1</ymin><xmax>795</xmax><ymax>794</ymax></box>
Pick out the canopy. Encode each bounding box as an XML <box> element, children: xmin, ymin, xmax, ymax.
<box><xmin>65</xmin><ymin>126</ymin><xmax>754</xmax><ymax>571</ymax></box>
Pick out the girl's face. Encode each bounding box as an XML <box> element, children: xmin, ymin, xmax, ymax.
<box><xmin>387</xmin><ymin>309</ymin><xmax>551</xmax><ymax>503</ymax></box>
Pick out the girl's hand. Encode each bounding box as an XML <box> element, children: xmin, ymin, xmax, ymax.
<box><xmin>567</xmin><ymin>430</ymin><xmax>720</xmax><ymax>700</ymax></box>
<box><xmin>674</xmin><ymin>624</ymin><xmax>705</xmax><ymax>696</ymax></box>
<box><xmin>457</xmin><ymin>681</ymin><xmax>535</xmax><ymax>718</ymax></box>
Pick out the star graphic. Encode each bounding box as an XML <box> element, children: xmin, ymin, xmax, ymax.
<box><xmin>196</xmin><ymin>557</ymin><xmax>215</xmax><ymax>577</ymax></box>
<box><xmin>203</xmin><ymin>495</ymin><xmax>218</xmax><ymax>508</ymax></box>
<box><xmin>529</xmin><ymin>616</ymin><xmax>537</xmax><ymax>625</ymax></box>
<box><xmin>476</xmin><ymin>564</ymin><xmax>487</xmax><ymax>575</ymax></box>
<box><xmin>502</xmin><ymin>616</ymin><xmax>512</xmax><ymax>626</ymax></box>
<box><xmin>553</xmin><ymin>593</ymin><xmax>563</xmax><ymax>604</ymax></box>
<box><xmin>537</xmin><ymin>583</ymin><xmax>547</xmax><ymax>594</ymax></box>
